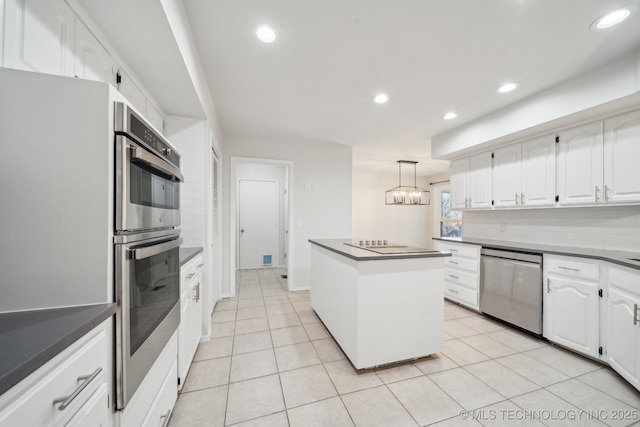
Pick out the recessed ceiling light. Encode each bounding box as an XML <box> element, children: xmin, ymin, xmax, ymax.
<box><xmin>443</xmin><ymin>112</ymin><xmax>457</xmax><ymax>120</ymax></box>
<box><xmin>590</xmin><ymin>6</ymin><xmax>636</xmax><ymax>31</ymax></box>
<box><xmin>496</xmin><ymin>82</ymin><xmax>520</xmax><ymax>94</ymax></box>
<box><xmin>374</xmin><ymin>93</ymin><xmax>389</xmax><ymax>104</ymax></box>
<box><xmin>256</xmin><ymin>25</ymin><xmax>276</xmax><ymax>43</ymax></box>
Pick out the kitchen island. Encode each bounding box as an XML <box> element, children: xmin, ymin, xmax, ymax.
<box><xmin>309</xmin><ymin>239</ymin><xmax>450</xmax><ymax>369</ymax></box>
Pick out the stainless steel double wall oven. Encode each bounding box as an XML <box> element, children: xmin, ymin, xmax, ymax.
<box><xmin>113</xmin><ymin>103</ymin><xmax>183</xmax><ymax>409</ymax></box>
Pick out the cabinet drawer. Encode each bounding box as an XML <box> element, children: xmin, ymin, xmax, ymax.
<box><xmin>435</xmin><ymin>241</ymin><xmax>480</xmax><ymax>260</ymax></box>
<box><xmin>141</xmin><ymin>360</ymin><xmax>177</xmax><ymax>427</ymax></box>
<box><xmin>0</xmin><ymin>325</ymin><xmax>108</xmax><ymax>427</ymax></box>
<box><xmin>444</xmin><ymin>282</ymin><xmax>478</xmax><ymax>307</ymax></box>
<box><xmin>444</xmin><ymin>268</ymin><xmax>478</xmax><ymax>290</ymax></box>
<box><xmin>546</xmin><ymin>256</ymin><xmax>600</xmax><ymax>281</ymax></box>
<box><xmin>445</xmin><ymin>256</ymin><xmax>478</xmax><ymax>273</ymax></box>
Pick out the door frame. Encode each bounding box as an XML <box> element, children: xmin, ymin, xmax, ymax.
<box><xmin>229</xmin><ymin>156</ymin><xmax>294</xmax><ymax>295</ymax></box>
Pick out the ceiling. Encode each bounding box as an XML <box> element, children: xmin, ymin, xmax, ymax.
<box><xmin>80</xmin><ymin>0</ymin><xmax>640</xmax><ymax>177</ymax></box>
<box><xmin>181</xmin><ymin>0</ymin><xmax>640</xmax><ymax>176</ymax></box>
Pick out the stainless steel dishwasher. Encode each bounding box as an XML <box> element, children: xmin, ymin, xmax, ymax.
<box><xmin>480</xmin><ymin>248</ymin><xmax>543</xmax><ymax>334</ymax></box>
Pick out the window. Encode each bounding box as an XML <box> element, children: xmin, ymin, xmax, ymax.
<box><xmin>440</xmin><ymin>190</ymin><xmax>462</xmax><ymax>237</ymax></box>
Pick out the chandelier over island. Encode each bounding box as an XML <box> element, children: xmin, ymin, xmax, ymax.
<box><xmin>385</xmin><ymin>160</ymin><xmax>430</xmax><ymax>205</ymax></box>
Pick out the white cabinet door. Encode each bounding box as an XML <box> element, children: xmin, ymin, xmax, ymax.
<box><xmin>492</xmin><ymin>144</ymin><xmax>521</xmax><ymax>207</ymax></box>
<box><xmin>3</xmin><ymin>0</ymin><xmax>75</xmax><ymax>76</ymax></box>
<box><xmin>557</xmin><ymin>121</ymin><xmax>604</xmax><ymax>205</ymax></box>
<box><xmin>521</xmin><ymin>135</ymin><xmax>556</xmax><ymax>207</ymax></box>
<box><xmin>607</xmin><ymin>267</ymin><xmax>640</xmax><ymax>392</ymax></box>
<box><xmin>177</xmin><ymin>289</ymin><xmax>192</xmax><ymax>389</ymax></box>
<box><xmin>65</xmin><ymin>383</ymin><xmax>110</xmax><ymax>427</ymax></box>
<box><xmin>604</xmin><ymin>109</ymin><xmax>640</xmax><ymax>203</ymax></box>
<box><xmin>545</xmin><ymin>277</ymin><xmax>599</xmax><ymax>358</ymax></box>
<box><xmin>450</xmin><ymin>158</ymin><xmax>469</xmax><ymax>210</ymax></box>
<box><xmin>469</xmin><ymin>152</ymin><xmax>492</xmax><ymax>208</ymax></box>
<box><xmin>74</xmin><ymin>19</ymin><xmax>114</xmax><ymax>84</ymax></box>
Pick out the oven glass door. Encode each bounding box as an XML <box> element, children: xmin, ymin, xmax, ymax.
<box><xmin>128</xmin><ymin>237</ymin><xmax>180</xmax><ymax>354</ymax></box>
<box><xmin>116</xmin><ymin>136</ymin><xmax>182</xmax><ymax>232</ymax></box>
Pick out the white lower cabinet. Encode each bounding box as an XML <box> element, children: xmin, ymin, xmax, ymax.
<box><xmin>434</xmin><ymin>240</ymin><xmax>480</xmax><ymax>310</ymax></box>
<box><xmin>543</xmin><ymin>255</ymin><xmax>602</xmax><ymax>358</ymax></box>
<box><xmin>607</xmin><ymin>265</ymin><xmax>640</xmax><ymax>392</ymax></box>
<box><xmin>178</xmin><ymin>254</ymin><xmax>204</xmax><ymax>390</ymax></box>
<box><xmin>0</xmin><ymin>319</ymin><xmax>111</xmax><ymax>427</ymax></box>
<box><xmin>119</xmin><ymin>332</ymin><xmax>177</xmax><ymax>427</ymax></box>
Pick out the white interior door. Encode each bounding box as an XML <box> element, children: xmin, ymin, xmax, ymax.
<box><xmin>239</xmin><ymin>179</ymin><xmax>278</xmax><ymax>269</ymax></box>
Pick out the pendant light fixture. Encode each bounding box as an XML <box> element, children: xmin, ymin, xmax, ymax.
<box><xmin>385</xmin><ymin>160</ymin><xmax>430</xmax><ymax>205</ymax></box>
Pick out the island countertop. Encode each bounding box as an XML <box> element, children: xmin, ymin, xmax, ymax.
<box><xmin>309</xmin><ymin>239</ymin><xmax>451</xmax><ymax>261</ymax></box>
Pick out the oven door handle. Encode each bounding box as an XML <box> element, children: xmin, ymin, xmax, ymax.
<box><xmin>130</xmin><ymin>238</ymin><xmax>183</xmax><ymax>260</ymax></box>
<box><xmin>128</xmin><ymin>145</ymin><xmax>184</xmax><ymax>182</ymax></box>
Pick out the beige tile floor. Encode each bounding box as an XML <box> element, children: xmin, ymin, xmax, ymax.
<box><xmin>169</xmin><ymin>268</ymin><xmax>640</xmax><ymax>427</ymax></box>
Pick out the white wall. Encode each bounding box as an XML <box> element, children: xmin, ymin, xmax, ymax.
<box><xmin>463</xmin><ymin>205</ymin><xmax>640</xmax><ymax>252</ymax></box>
<box><xmin>235</xmin><ymin>162</ymin><xmax>288</xmax><ymax>267</ymax></box>
<box><xmin>222</xmin><ymin>136</ymin><xmax>352</xmax><ymax>294</ymax></box>
<box><xmin>164</xmin><ymin>116</ymin><xmax>208</xmax><ymax>247</ymax></box>
<box><xmin>432</xmin><ymin>51</ymin><xmax>640</xmax><ymax>159</ymax></box>
<box><xmin>352</xmin><ymin>170</ymin><xmax>430</xmax><ymax>248</ymax></box>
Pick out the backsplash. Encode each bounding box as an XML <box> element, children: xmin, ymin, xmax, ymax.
<box><xmin>463</xmin><ymin>205</ymin><xmax>640</xmax><ymax>253</ymax></box>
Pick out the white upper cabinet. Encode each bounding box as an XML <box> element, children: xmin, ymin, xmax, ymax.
<box><xmin>3</xmin><ymin>0</ymin><xmax>75</xmax><ymax>76</ymax></box>
<box><xmin>521</xmin><ymin>135</ymin><xmax>556</xmax><ymax>206</ymax></box>
<box><xmin>603</xmin><ymin>109</ymin><xmax>640</xmax><ymax>203</ymax></box>
<box><xmin>468</xmin><ymin>152</ymin><xmax>492</xmax><ymax>208</ymax></box>
<box><xmin>492</xmin><ymin>143</ymin><xmax>521</xmax><ymax>207</ymax></box>
<box><xmin>557</xmin><ymin>121</ymin><xmax>604</xmax><ymax>205</ymax></box>
<box><xmin>450</xmin><ymin>158</ymin><xmax>469</xmax><ymax>210</ymax></box>
<box><xmin>451</xmin><ymin>152</ymin><xmax>492</xmax><ymax>209</ymax></box>
<box><xmin>74</xmin><ymin>19</ymin><xmax>115</xmax><ymax>84</ymax></box>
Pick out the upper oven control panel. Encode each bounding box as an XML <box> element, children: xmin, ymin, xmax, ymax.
<box><xmin>114</xmin><ymin>103</ymin><xmax>180</xmax><ymax>168</ymax></box>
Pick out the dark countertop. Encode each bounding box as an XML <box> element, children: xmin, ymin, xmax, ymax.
<box><xmin>309</xmin><ymin>239</ymin><xmax>451</xmax><ymax>261</ymax></box>
<box><xmin>180</xmin><ymin>247</ymin><xmax>203</xmax><ymax>266</ymax></box>
<box><xmin>0</xmin><ymin>303</ymin><xmax>116</xmax><ymax>396</ymax></box>
<box><xmin>433</xmin><ymin>237</ymin><xmax>640</xmax><ymax>271</ymax></box>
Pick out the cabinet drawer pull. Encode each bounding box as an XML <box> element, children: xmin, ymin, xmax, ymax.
<box><xmin>186</xmin><ymin>273</ymin><xmax>196</xmax><ymax>279</ymax></box>
<box><xmin>448</xmin><ymin>288</ymin><xmax>459</xmax><ymax>294</ymax></box>
<box><xmin>448</xmin><ymin>260</ymin><xmax>458</xmax><ymax>265</ymax></box>
<box><xmin>634</xmin><ymin>304</ymin><xmax>639</xmax><ymax>326</ymax></box>
<box><xmin>558</xmin><ymin>266</ymin><xmax>580</xmax><ymax>272</ymax></box>
<box><xmin>197</xmin><ymin>263</ymin><xmax>204</xmax><ymax>268</ymax></box>
<box><xmin>448</xmin><ymin>275</ymin><xmax>459</xmax><ymax>280</ymax></box>
<box><xmin>160</xmin><ymin>410</ymin><xmax>172</xmax><ymax>427</ymax></box>
<box><xmin>193</xmin><ymin>283</ymin><xmax>201</xmax><ymax>302</ymax></box>
<box><xmin>53</xmin><ymin>367</ymin><xmax>102</xmax><ymax>410</ymax></box>
<box><xmin>448</xmin><ymin>248</ymin><xmax>458</xmax><ymax>252</ymax></box>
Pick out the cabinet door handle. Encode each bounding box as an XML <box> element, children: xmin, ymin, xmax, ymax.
<box><xmin>558</xmin><ymin>266</ymin><xmax>580</xmax><ymax>272</ymax></box>
<box><xmin>448</xmin><ymin>248</ymin><xmax>458</xmax><ymax>252</ymax></box>
<box><xmin>515</xmin><ymin>192</ymin><xmax>519</xmax><ymax>205</ymax></box>
<box><xmin>186</xmin><ymin>273</ymin><xmax>196</xmax><ymax>279</ymax></box>
<box><xmin>521</xmin><ymin>193</ymin><xmax>525</xmax><ymax>205</ymax></box>
<box><xmin>605</xmin><ymin>185</ymin><xmax>611</xmax><ymax>202</ymax></box>
<box><xmin>595</xmin><ymin>186</ymin><xmax>600</xmax><ymax>202</ymax></box>
<box><xmin>547</xmin><ymin>278</ymin><xmax>551</xmax><ymax>293</ymax></box>
<box><xmin>634</xmin><ymin>304</ymin><xmax>639</xmax><ymax>326</ymax></box>
<box><xmin>449</xmin><ymin>260</ymin><xmax>458</xmax><ymax>265</ymax></box>
<box><xmin>449</xmin><ymin>275</ymin><xmax>459</xmax><ymax>280</ymax></box>
<box><xmin>468</xmin><ymin>197</ymin><xmax>472</xmax><ymax>207</ymax></box>
<box><xmin>448</xmin><ymin>288</ymin><xmax>459</xmax><ymax>294</ymax></box>
<box><xmin>160</xmin><ymin>410</ymin><xmax>172</xmax><ymax>427</ymax></box>
<box><xmin>197</xmin><ymin>263</ymin><xmax>204</xmax><ymax>268</ymax></box>
<box><xmin>193</xmin><ymin>283</ymin><xmax>200</xmax><ymax>302</ymax></box>
<box><xmin>53</xmin><ymin>367</ymin><xmax>102</xmax><ymax>410</ymax></box>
